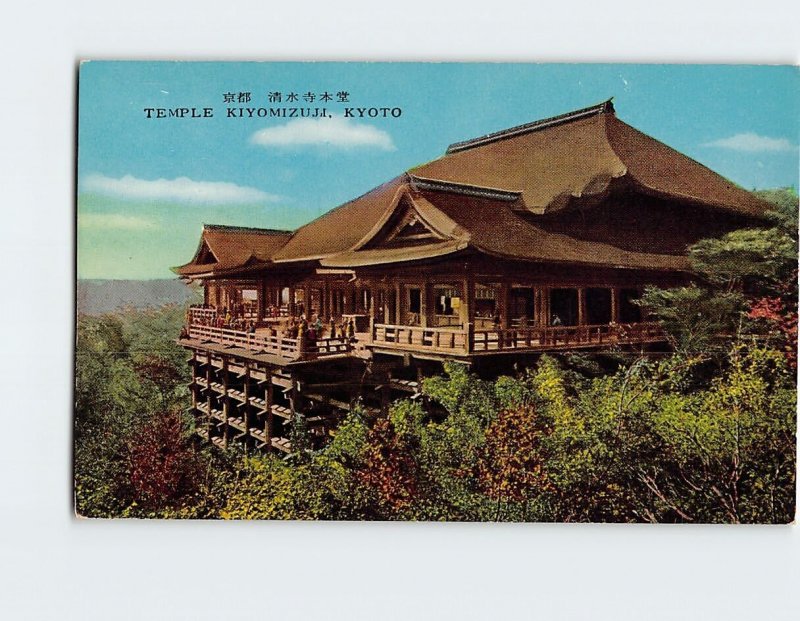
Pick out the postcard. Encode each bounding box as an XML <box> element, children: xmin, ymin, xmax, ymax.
<box><xmin>75</xmin><ymin>62</ymin><xmax>798</xmax><ymax>522</ymax></box>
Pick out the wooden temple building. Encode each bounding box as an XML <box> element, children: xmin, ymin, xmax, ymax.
<box><xmin>174</xmin><ymin>100</ymin><xmax>772</xmax><ymax>453</ymax></box>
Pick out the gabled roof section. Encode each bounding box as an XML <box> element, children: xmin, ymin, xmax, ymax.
<box><xmin>354</xmin><ymin>186</ymin><xmax>469</xmax><ymax>250</ymax></box>
<box><xmin>273</xmin><ymin>176</ymin><xmax>409</xmax><ymax>263</ymax></box>
<box><xmin>411</xmin><ymin>99</ymin><xmax>773</xmax><ymax>218</ymax></box>
<box><xmin>173</xmin><ymin>224</ymin><xmax>292</xmax><ymax>277</ymax></box>
<box><xmin>319</xmin><ymin>186</ymin><xmax>471</xmax><ymax>267</ymax></box>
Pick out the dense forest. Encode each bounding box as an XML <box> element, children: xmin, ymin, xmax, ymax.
<box><xmin>74</xmin><ymin>189</ymin><xmax>798</xmax><ymax>522</ymax></box>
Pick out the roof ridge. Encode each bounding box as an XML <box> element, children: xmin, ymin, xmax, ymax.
<box><xmin>445</xmin><ymin>98</ymin><xmax>615</xmax><ymax>154</ymax></box>
<box><xmin>203</xmin><ymin>223</ymin><xmax>292</xmax><ymax>235</ymax></box>
<box><xmin>408</xmin><ymin>174</ymin><xmax>521</xmax><ymax>202</ymax></box>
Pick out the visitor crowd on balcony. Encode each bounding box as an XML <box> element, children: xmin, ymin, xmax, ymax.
<box><xmin>186</xmin><ymin>303</ymin><xmax>357</xmax><ymax>346</ymax></box>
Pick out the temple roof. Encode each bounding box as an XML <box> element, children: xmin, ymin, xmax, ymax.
<box><xmin>411</xmin><ymin>99</ymin><xmax>769</xmax><ymax>217</ymax></box>
<box><xmin>176</xmin><ymin>101</ymin><xmax>775</xmax><ymax>276</ymax></box>
<box><xmin>172</xmin><ymin>224</ymin><xmax>292</xmax><ymax>277</ymax></box>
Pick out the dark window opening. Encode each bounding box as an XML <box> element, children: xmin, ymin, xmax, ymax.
<box><xmin>510</xmin><ymin>288</ymin><xmax>535</xmax><ymax>320</ymax></box>
<box><xmin>586</xmin><ymin>288</ymin><xmax>612</xmax><ymax>325</ymax></box>
<box><xmin>408</xmin><ymin>288</ymin><xmax>421</xmax><ymax>315</ymax></box>
<box><xmin>620</xmin><ymin>288</ymin><xmax>642</xmax><ymax>323</ymax></box>
<box><xmin>550</xmin><ymin>288</ymin><xmax>579</xmax><ymax>326</ymax></box>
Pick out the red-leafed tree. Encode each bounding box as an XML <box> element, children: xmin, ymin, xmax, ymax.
<box><xmin>477</xmin><ymin>405</ymin><xmax>551</xmax><ymax>521</ymax></box>
<box><xmin>127</xmin><ymin>411</ymin><xmax>203</xmax><ymax>512</ymax></box>
<box><xmin>748</xmin><ymin>271</ymin><xmax>798</xmax><ymax>368</ymax></box>
<box><xmin>357</xmin><ymin>418</ymin><xmax>419</xmax><ymax>514</ymax></box>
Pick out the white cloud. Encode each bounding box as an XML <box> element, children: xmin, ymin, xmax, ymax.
<box><xmin>251</xmin><ymin>116</ymin><xmax>395</xmax><ymax>151</ymax></box>
<box><xmin>701</xmin><ymin>133</ymin><xmax>796</xmax><ymax>153</ymax></box>
<box><xmin>82</xmin><ymin>174</ymin><xmax>280</xmax><ymax>204</ymax></box>
<box><xmin>79</xmin><ymin>213</ymin><xmax>157</xmax><ymax>230</ymax></box>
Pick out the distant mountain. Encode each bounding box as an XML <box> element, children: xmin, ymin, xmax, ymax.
<box><xmin>77</xmin><ymin>279</ymin><xmax>202</xmax><ymax>315</ymax></box>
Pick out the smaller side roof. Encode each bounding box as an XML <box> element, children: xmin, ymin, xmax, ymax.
<box><xmin>173</xmin><ymin>224</ymin><xmax>292</xmax><ymax>277</ymax></box>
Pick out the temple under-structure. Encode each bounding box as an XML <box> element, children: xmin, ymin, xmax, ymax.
<box><xmin>174</xmin><ymin>100</ymin><xmax>772</xmax><ymax>453</ymax></box>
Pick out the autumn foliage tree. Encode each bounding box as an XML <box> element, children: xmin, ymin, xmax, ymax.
<box><xmin>357</xmin><ymin>405</ymin><xmax>422</xmax><ymax>515</ymax></box>
<box><xmin>477</xmin><ymin>405</ymin><xmax>550</xmax><ymax>521</ymax></box>
<box><xmin>126</xmin><ymin>410</ymin><xmax>204</xmax><ymax>513</ymax></box>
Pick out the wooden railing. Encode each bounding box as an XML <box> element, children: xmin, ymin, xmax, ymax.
<box><xmin>371</xmin><ymin>323</ymin><xmax>470</xmax><ymax>353</ymax></box>
<box><xmin>187</xmin><ymin>320</ymin><xmax>662</xmax><ymax>359</ymax></box>
<box><xmin>309</xmin><ymin>336</ymin><xmax>352</xmax><ymax>357</ymax></box>
<box><xmin>370</xmin><ymin>321</ymin><xmax>664</xmax><ymax>355</ymax></box>
<box><xmin>188</xmin><ymin>307</ymin><xmax>217</xmax><ymax>324</ymax></box>
<box><xmin>472</xmin><ymin>322</ymin><xmax>663</xmax><ymax>352</ymax></box>
<box><xmin>188</xmin><ymin>325</ymin><xmax>299</xmax><ymax>358</ymax></box>
<box><xmin>186</xmin><ymin>324</ymin><xmax>351</xmax><ymax>360</ymax></box>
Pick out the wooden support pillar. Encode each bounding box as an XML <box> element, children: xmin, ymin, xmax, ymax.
<box><xmin>257</xmin><ymin>281</ymin><xmax>265</xmax><ymax>322</ymax></box>
<box><xmin>578</xmin><ymin>287</ymin><xmax>587</xmax><ymax>326</ymax></box>
<box><xmin>541</xmin><ymin>287</ymin><xmax>551</xmax><ymax>326</ymax></box>
<box><xmin>421</xmin><ymin>280</ymin><xmax>430</xmax><ymax>328</ymax></box>
<box><xmin>206</xmin><ymin>350</ymin><xmax>213</xmax><ymax>439</ymax></box>
<box><xmin>611</xmin><ymin>287</ymin><xmax>620</xmax><ymax>323</ymax></box>
<box><xmin>394</xmin><ymin>282</ymin><xmax>402</xmax><ymax>325</ymax></box>
<box><xmin>190</xmin><ymin>349</ymin><xmax>198</xmax><ymax>416</ymax></box>
<box><xmin>499</xmin><ymin>282</ymin><xmax>510</xmax><ymax>329</ymax></box>
<box><xmin>265</xmin><ymin>369</ymin><xmax>274</xmax><ymax>444</ymax></box>
<box><xmin>288</xmin><ymin>372</ymin><xmax>299</xmax><ymax>448</ymax></box>
<box><xmin>221</xmin><ymin>357</ymin><xmax>229</xmax><ymax>448</ymax></box>
<box><xmin>346</xmin><ymin>284</ymin><xmax>355</xmax><ymax>314</ymax></box>
<box><xmin>461</xmin><ymin>273</ymin><xmax>475</xmax><ymax>326</ymax></box>
<box><xmin>368</xmin><ymin>287</ymin><xmax>376</xmax><ymax>321</ymax></box>
<box><xmin>243</xmin><ymin>362</ymin><xmax>251</xmax><ymax>455</ymax></box>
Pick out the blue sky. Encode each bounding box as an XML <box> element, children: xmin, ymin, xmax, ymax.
<box><xmin>77</xmin><ymin>62</ymin><xmax>799</xmax><ymax>279</ymax></box>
